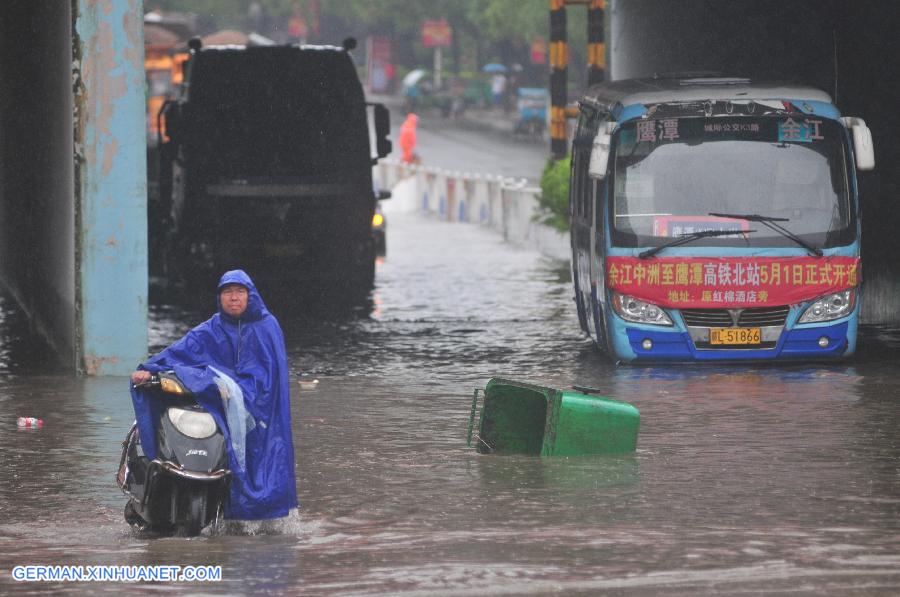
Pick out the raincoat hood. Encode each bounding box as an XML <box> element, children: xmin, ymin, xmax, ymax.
<box><xmin>217</xmin><ymin>269</ymin><xmax>266</xmax><ymax>322</ymax></box>
<box><xmin>130</xmin><ymin>270</ymin><xmax>297</xmax><ymax>520</ymax></box>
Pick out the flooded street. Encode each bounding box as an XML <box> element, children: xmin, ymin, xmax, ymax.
<box><xmin>0</xmin><ymin>210</ymin><xmax>898</xmax><ymax>594</ymax></box>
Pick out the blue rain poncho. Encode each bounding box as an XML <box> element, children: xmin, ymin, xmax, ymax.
<box><xmin>130</xmin><ymin>270</ymin><xmax>298</xmax><ymax>520</ymax></box>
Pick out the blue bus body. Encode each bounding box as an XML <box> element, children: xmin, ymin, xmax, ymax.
<box><xmin>569</xmin><ymin>78</ymin><xmax>874</xmax><ymax>363</ymax></box>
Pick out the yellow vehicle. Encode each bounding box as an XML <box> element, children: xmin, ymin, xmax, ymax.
<box><xmin>145</xmin><ymin>52</ymin><xmax>188</xmax><ymax>143</ymax></box>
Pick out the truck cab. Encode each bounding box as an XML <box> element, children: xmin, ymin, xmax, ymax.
<box><xmin>157</xmin><ymin>38</ymin><xmax>391</xmax><ymax>301</ymax></box>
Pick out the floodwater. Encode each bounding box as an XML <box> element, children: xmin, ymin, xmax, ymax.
<box><xmin>1</xmin><ymin>212</ymin><xmax>899</xmax><ymax>595</ymax></box>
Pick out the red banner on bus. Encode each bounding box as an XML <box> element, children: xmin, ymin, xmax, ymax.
<box><xmin>606</xmin><ymin>256</ymin><xmax>860</xmax><ymax>309</ymax></box>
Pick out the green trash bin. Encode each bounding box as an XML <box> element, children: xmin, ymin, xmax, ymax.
<box><xmin>467</xmin><ymin>378</ymin><xmax>639</xmax><ymax>456</ymax></box>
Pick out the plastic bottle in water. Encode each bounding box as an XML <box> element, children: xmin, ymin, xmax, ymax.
<box><xmin>17</xmin><ymin>417</ymin><xmax>43</xmax><ymax>429</ymax></box>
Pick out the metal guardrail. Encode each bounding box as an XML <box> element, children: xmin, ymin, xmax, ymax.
<box><xmin>373</xmin><ymin>159</ymin><xmax>571</xmax><ymax>261</ymax></box>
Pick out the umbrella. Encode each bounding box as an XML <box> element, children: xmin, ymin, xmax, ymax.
<box><xmin>402</xmin><ymin>69</ymin><xmax>428</xmax><ymax>88</ymax></box>
<box><xmin>482</xmin><ymin>63</ymin><xmax>507</xmax><ymax>74</ymax></box>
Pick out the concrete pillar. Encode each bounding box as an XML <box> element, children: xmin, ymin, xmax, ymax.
<box><xmin>74</xmin><ymin>0</ymin><xmax>148</xmax><ymax>375</ymax></box>
<box><xmin>0</xmin><ymin>2</ymin><xmax>76</xmax><ymax>368</ymax></box>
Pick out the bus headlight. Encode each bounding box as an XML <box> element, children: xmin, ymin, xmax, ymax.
<box><xmin>611</xmin><ymin>292</ymin><xmax>673</xmax><ymax>326</ymax></box>
<box><xmin>798</xmin><ymin>289</ymin><xmax>856</xmax><ymax>324</ymax></box>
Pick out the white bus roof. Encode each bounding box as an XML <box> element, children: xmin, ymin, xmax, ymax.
<box><xmin>581</xmin><ymin>77</ymin><xmax>833</xmax><ymax>113</ymax></box>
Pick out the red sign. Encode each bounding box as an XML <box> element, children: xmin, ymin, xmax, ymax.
<box><xmin>366</xmin><ymin>37</ymin><xmax>393</xmax><ymax>93</ymax></box>
<box><xmin>606</xmin><ymin>256</ymin><xmax>860</xmax><ymax>309</ymax></box>
<box><xmin>422</xmin><ymin>19</ymin><xmax>452</xmax><ymax>47</ymax></box>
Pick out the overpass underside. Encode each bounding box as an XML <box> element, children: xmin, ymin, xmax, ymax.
<box><xmin>0</xmin><ymin>1</ymin><xmax>147</xmax><ymax>375</ymax></box>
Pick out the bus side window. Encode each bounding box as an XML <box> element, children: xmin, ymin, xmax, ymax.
<box><xmin>572</xmin><ymin>113</ymin><xmax>603</xmax><ymax>222</ymax></box>
<box><xmin>594</xmin><ymin>179</ymin><xmax>604</xmax><ymax>240</ymax></box>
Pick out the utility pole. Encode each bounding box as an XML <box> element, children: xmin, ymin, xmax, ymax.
<box><xmin>549</xmin><ymin>0</ymin><xmax>606</xmax><ymax>160</ymax></box>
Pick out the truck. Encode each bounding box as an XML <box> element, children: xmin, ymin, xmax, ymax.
<box><xmin>156</xmin><ymin>37</ymin><xmax>391</xmax><ymax>302</ymax></box>
<box><xmin>568</xmin><ymin>77</ymin><xmax>874</xmax><ymax>362</ymax></box>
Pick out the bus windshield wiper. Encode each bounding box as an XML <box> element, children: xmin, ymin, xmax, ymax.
<box><xmin>709</xmin><ymin>212</ymin><xmax>823</xmax><ymax>256</ymax></box>
<box><xmin>638</xmin><ymin>228</ymin><xmax>756</xmax><ymax>259</ymax></box>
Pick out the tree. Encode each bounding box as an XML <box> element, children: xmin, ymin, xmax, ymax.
<box><xmin>147</xmin><ymin>0</ymin><xmax>585</xmax><ymax>77</ymax></box>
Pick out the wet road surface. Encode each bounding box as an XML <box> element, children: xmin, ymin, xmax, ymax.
<box><xmin>1</xmin><ymin>210</ymin><xmax>899</xmax><ymax>594</ymax></box>
<box><xmin>389</xmin><ymin>105</ymin><xmax>548</xmax><ymax>183</ymax></box>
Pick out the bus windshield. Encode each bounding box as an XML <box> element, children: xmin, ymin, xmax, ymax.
<box><xmin>610</xmin><ymin>115</ymin><xmax>853</xmax><ymax>249</ymax></box>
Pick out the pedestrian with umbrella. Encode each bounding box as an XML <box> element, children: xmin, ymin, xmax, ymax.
<box><xmin>483</xmin><ymin>63</ymin><xmax>508</xmax><ymax>109</ymax></box>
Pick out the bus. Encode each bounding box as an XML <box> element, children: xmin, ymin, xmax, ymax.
<box><xmin>569</xmin><ymin>77</ymin><xmax>874</xmax><ymax>362</ymax></box>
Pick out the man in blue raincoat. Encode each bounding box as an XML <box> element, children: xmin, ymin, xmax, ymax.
<box><xmin>130</xmin><ymin>270</ymin><xmax>298</xmax><ymax>520</ymax></box>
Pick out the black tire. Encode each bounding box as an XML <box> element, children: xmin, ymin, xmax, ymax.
<box><xmin>176</xmin><ymin>492</ymin><xmax>205</xmax><ymax>537</ymax></box>
<box><xmin>354</xmin><ymin>238</ymin><xmax>377</xmax><ymax>289</ymax></box>
<box><xmin>124</xmin><ymin>501</ymin><xmax>144</xmax><ymax>528</ymax></box>
<box><xmin>574</xmin><ymin>289</ymin><xmax>589</xmax><ymax>333</ymax></box>
<box><xmin>374</xmin><ymin>233</ymin><xmax>386</xmax><ymax>257</ymax></box>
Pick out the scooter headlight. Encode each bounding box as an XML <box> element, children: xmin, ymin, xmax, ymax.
<box><xmin>611</xmin><ymin>292</ymin><xmax>673</xmax><ymax>326</ymax></box>
<box><xmin>167</xmin><ymin>407</ymin><xmax>217</xmax><ymax>439</ymax></box>
<box><xmin>798</xmin><ymin>289</ymin><xmax>856</xmax><ymax>324</ymax></box>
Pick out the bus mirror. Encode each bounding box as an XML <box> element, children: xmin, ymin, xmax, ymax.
<box><xmin>588</xmin><ymin>121</ymin><xmax>616</xmax><ymax>180</ymax></box>
<box><xmin>841</xmin><ymin>117</ymin><xmax>875</xmax><ymax>171</ymax></box>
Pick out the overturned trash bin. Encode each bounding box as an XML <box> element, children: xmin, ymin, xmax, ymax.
<box><xmin>467</xmin><ymin>378</ymin><xmax>639</xmax><ymax>456</ymax></box>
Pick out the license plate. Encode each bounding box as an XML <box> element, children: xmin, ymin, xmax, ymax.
<box><xmin>710</xmin><ymin>327</ymin><xmax>761</xmax><ymax>345</ymax></box>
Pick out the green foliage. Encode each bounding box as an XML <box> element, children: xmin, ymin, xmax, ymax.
<box><xmin>471</xmin><ymin>0</ymin><xmax>547</xmax><ymax>45</ymax></box>
<box><xmin>148</xmin><ymin>1</ymin><xmax>564</xmax><ymax>62</ymax></box>
<box><xmin>536</xmin><ymin>156</ymin><xmax>571</xmax><ymax>232</ymax></box>
<box><xmin>148</xmin><ymin>1</ymin><xmax>594</xmax><ymax>91</ymax></box>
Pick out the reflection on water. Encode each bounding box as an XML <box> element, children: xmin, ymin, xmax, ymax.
<box><xmin>1</xmin><ymin>213</ymin><xmax>899</xmax><ymax>594</ymax></box>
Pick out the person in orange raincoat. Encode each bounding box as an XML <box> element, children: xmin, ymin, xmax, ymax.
<box><xmin>398</xmin><ymin>113</ymin><xmax>418</xmax><ymax>164</ymax></box>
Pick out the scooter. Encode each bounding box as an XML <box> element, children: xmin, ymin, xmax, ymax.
<box><xmin>117</xmin><ymin>371</ymin><xmax>231</xmax><ymax>536</ymax></box>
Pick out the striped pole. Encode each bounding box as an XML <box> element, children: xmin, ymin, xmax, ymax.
<box><xmin>587</xmin><ymin>0</ymin><xmax>606</xmax><ymax>86</ymax></box>
<box><xmin>549</xmin><ymin>0</ymin><xmax>568</xmax><ymax>159</ymax></box>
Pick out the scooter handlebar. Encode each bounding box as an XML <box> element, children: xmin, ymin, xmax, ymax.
<box><xmin>132</xmin><ymin>374</ymin><xmax>159</xmax><ymax>388</ymax></box>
